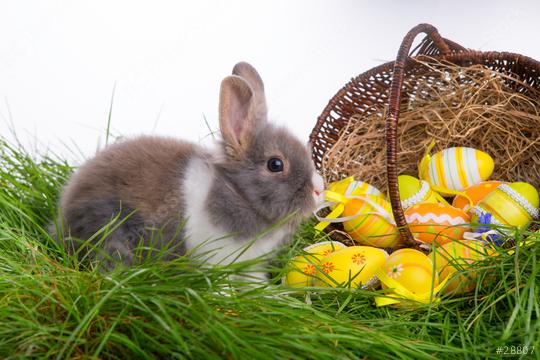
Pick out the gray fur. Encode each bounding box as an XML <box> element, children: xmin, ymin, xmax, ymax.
<box><xmin>57</xmin><ymin>136</ymin><xmax>197</xmax><ymax>263</ymax></box>
<box><xmin>208</xmin><ymin>123</ymin><xmax>315</xmax><ymax>239</ymax></box>
<box><xmin>55</xmin><ymin>62</ymin><xmax>321</xmax><ymax>267</ymax></box>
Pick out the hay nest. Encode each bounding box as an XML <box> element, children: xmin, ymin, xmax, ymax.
<box><xmin>320</xmin><ymin>57</ymin><xmax>540</xmax><ymax>191</ymax></box>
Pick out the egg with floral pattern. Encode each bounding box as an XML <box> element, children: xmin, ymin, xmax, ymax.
<box><xmin>381</xmin><ymin>248</ymin><xmax>439</xmax><ymax>296</ymax></box>
<box><xmin>314</xmin><ymin>246</ymin><xmax>388</xmax><ymax>288</ymax></box>
<box><xmin>282</xmin><ymin>241</ymin><xmax>347</xmax><ymax>287</ymax></box>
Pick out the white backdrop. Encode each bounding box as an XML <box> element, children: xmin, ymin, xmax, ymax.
<box><xmin>1</xmin><ymin>0</ymin><xmax>539</xmax><ymax>163</ymax></box>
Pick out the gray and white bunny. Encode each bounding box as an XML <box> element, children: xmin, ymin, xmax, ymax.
<box><xmin>55</xmin><ymin>62</ymin><xmax>324</xmax><ymax>275</ymax></box>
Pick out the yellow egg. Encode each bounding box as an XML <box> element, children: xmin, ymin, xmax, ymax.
<box><xmin>452</xmin><ymin>181</ymin><xmax>505</xmax><ymax>212</ymax></box>
<box><xmin>314</xmin><ymin>246</ymin><xmax>388</xmax><ymax>288</ymax></box>
<box><xmin>282</xmin><ymin>241</ymin><xmax>347</xmax><ymax>287</ymax></box>
<box><xmin>381</xmin><ymin>248</ymin><xmax>439</xmax><ymax>296</ymax></box>
<box><xmin>398</xmin><ymin>175</ymin><xmax>440</xmax><ymax>209</ymax></box>
<box><xmin>326</xmin><ymin>177</ymin><xmax>386</xmax><ymax>211</ymax></box>
<box><xmin>419</xmin><ymin>147</ymin><xmax>494</xmax><ymax>195</ymax></box>
<box><xmin>525</xmin><ymin>229</ymin><xmax>540</xmax><ymax>242</ymax></box>
<box><xmin>404</xmin><ymin>203</ymin><xmax>471</xmax><ymax>245</ymax></box>
<box><xmin>328</xmin><ymin>177</ymin><xmax>384</xmax><ymax>198</ymax></box>
<box><xmin>342</xmin><ymin>195</ymin><xmax>403</xmax><ymax>248</ymax></box>
<box><xmin>430</xmin><ymin>240</ymin><xmax>491</xmax><ymax>295</ymax></box>
<box><xmin>471</xmin><ymin>182</ymin><xmax>540</xmax><ymax>231</ymax></box>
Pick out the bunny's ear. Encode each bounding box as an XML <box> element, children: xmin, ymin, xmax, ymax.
<box><xmin>219</xmin><ymin>72</ymin><xmax>266</xmax><ymax>157</ymax></box>
<box><xmin>232</xmin><ymin>62</ymin><xmax>265</xmax><ymax>101</ymax></box>
<box><xmin>232</xmin><ymin>62</ymin><xmax>268</xmax><ymax>119</ymax></box>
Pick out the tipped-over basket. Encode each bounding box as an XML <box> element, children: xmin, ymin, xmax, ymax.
<box><xmin>309</xmin><ymin>23</ymin><xmax>540</xmax><ymax>247</ymax></box>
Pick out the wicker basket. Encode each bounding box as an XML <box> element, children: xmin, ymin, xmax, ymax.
<box><xmin>309</xmin><ymin>23</ymin><xmax>540</xmax><ymax>247</ymax></box>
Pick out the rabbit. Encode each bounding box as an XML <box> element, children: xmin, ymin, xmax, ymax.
<box><xmin>54</xmin><ymin>62</ymin><xmax>324</xmax><ymax>277</ymax></box>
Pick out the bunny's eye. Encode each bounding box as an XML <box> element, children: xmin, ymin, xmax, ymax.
<box><xmin>267</xmin><ymin>158</ymin><xmax>284</xmax><ymax>172</ymax></box>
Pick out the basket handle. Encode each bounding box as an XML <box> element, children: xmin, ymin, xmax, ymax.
<box><xmin>385</xmin><ymin>24</ymin><xmax>451</xmax><ymax>247</ymax></box>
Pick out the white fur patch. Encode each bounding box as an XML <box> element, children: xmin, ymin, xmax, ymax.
<box><xmin>182</xmin><ymin>155</ymin><xmax>289</xmax><ymax>266</ymax></box>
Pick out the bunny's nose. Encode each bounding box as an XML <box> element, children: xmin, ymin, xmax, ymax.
<box><xmin>312</xmin><ymin>172</ymin><xmax>325</xmax><ymax>204</ymax></box>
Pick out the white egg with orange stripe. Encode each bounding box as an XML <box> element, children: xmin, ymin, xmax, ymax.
<box><xmin>419</xmin><ymin>147</ymin><xmax>494</xmax><ymax>196</ymax></box>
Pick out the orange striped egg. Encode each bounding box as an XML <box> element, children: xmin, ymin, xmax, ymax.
<box><xmin>283</xmin><ymin>241</ymin><xmax>347</xmax><ymax>287</ymax></box>
<box><xmin>430</xmin><ymin>240</ymin><xmax>491</xmax><ymax>295</ymax></box>
<box><xmin>381</xmin><ymin>248</ymin><xmax>439</xmax><ymax>295</ymax></box>
<box><xmin>315</xmin><ymin>246</ymin><xmax>388</xmax><ymax>288</ymax></box>
<box><xmin>342</xmin><ymin>195</ymin><xmax>403</xmax><ymax>248</ymax></box>
<box><xmin>419</xmin><ymin>147</ymin><xmax>494</xmax><ymax>195</ymax></box>
<box><xmin>404</xmin><ymin>203</ymin><xmax>471</xmax><ymax>245</ymax></box>
<box><xmin>452</xmin><ymin>181</ymin><xmax>505</xmax><ymax>212</ymax></box>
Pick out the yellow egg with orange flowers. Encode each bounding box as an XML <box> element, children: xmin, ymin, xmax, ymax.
<box><xmin>282</xmin><ymin>241</ymin><xmax>347</xmax><ymax>287</ymax></box>
<box><xmin>314</xmin><ymin>246</ymin><xmax>388</xmax><ymax>288</ymax></box>
<box><xmin>342</xmin><ymin>196</ymin><xmax>403</xmax><ymax>249</ymax></box>
<box><xmin>430</xmin><ymin>240</ymin><xmax>492</xmax><ymax>295</ymax></box>
<box><xmin>452</xmin><ymin>181</ymin><xmax>505</xmax><ymax>212</ymax></box>
<box><xmin>404</xmin><ymin>203</ymin><xmax>471</xmax><ymax>245</ymax></box>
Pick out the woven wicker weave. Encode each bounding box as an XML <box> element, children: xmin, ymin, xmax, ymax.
<box><xmin>309</xmin><ymin>23</ymin><xmax>540</xmax><ymax>247</ymax></box>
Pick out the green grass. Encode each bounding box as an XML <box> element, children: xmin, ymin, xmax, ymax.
<box><xmin>0</xmin><ymin>137</ymin><xmax>539</xmax><ymax>359</ymax></box>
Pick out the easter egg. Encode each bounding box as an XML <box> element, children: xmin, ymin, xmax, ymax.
<box><xmin>525</xmin><ymin>229</ymin><xmax>540</xmax><ymax>242</ymax></box>
<box><xmin>326</xmin><ymin>177</ymin><xmax>386</xmax><ymax>210</ymax></box>
<box><xmin>283</xmin><ymin>241</ymin><xmax>347</xmax><ymax>287</ymax></box>
<box><xmin>342</xmin><ymin>195</ymin><xmax>402</xmax><ymax>248</ymax></box>
<box><xmin>381</xmin><ymin>248</ymin><xmax>439</xmax><ymax>296</ymax></box>
<box><xmin>328</xmin><ymin>177</ymin><xmax>383</xmax><ymax>198</ymax></box>
<box><xmin>471</xmin><ymin>182</ymin><xmax>540</xmax><ymax>231</ymax></box>
<box><xmin>405</xmin><ymin>203</ymin><xmax>471</xmax><ymax>245</ymax></box>
<box><xmin>419</xmin><ymin>147</ymin><xmax>494</xmax><ymax>195</ymax></box>
<box><xmin>314</xmin><ymin>246</ymin><xmax>388</xmax><ymax>288</ymax></box>
<box><xmin>430</xmin><ymin>240</ymin><xmax>490</xmax><ymax>295</ymax></box>
<box><xmin>398</xmin><ymin>175</ymin><xmax>440</xmax><ymax>209</ymax></box>
<box><xmin>452</xmin><ymin>181</ymin><xmax>505</xmax><ymax>212</ymax></box>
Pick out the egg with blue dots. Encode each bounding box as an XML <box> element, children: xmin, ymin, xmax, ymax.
<box><xmin>419</xmin><ymin>147</ymin><xmax>494</xmax><ymax>195</ymax></box>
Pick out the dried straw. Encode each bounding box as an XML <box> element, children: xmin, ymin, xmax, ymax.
<box><xmin>321</xmin><ymin>57</ymin><xmax>540</xmax><ymax>192</ymax></box>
